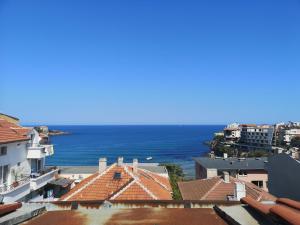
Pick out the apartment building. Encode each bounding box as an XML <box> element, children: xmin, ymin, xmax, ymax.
<box><xmin>0</xmin><ymin>117</ymin><xmax>57</xmax><ymax>203</ymax></box>
<box><xmin>193</xmin><ymin>156</ymin><xmax>269</xmax><ymax>191</ymax></box>
<box><xmin>239</xmin><ymin>124</ymin><xmax>274</xmax><ymax>150</ymax></box>
<box><xmin>224</xmin><ymin>123</ymin><xmax>241</xmax><ymax>142</ymax></box>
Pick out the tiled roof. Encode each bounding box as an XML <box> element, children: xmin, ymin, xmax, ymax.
<box><xmin>178</xmin><ymin>176</ymin><xmax>276</xmax><ymax>201</ymax></box>
<box><xmin>0</xmin><ymin>119</ymin><xmax>30</xmax><ymax>144</ymax></box>
<box><xmin>241</xmin><ymin>197</ymin><xmax>300</xmax><ymax>225</ymax></box>
<box><xmin>60</xmin><ymin>163</ymin><xmax>172</xmax><ymax>201</ymax></box>
<box><xmin>0</xmin><ymin>202</ymin><xmax>22</xmax><ymax>216</ymax></box>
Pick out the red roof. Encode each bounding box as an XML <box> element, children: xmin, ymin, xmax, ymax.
<box><xmin>241</xmin><ymin>197</ymin><xmax>300</xmax><ymax>225</ymax></box>
<box><xmin>0</xmin><ymin>202</ymin><xmax>22</xmax><ymax>216</ymax></box>
<box><xmin>60</xmin><ymin>164</ymin><xmax>172</xmax><ymax>201</ymax></box>
<box><xmin>178</xmin><ymin>176</ymin><xmax>276</xmax><ymax>201</ymax></box>
<box><xmin>0</xmin><ymin>119</ymin><xmax>30</xmax><ymax>144</ymax></box>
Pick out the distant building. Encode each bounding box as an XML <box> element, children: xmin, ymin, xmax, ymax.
<box><xmin>178</xmin><ymin>173</ymin><xmax>275</xmax><ymax>201</ymax></box>
<box><xmin>266</xmin><ymin>153</ymin><xmax>300</xmax><ymax>201</ymax></box>
<box><xmin>224</xmin><ymin>123</ymin><xmax>241</xmax><ymax>142</ymax></box>
<box><xmin>193</xmin><ymin>157</ymin><xmax>269</xmax><ymax>191</ymax></box>
<box><xmin>273</xmin><ymin>121</ymin><xmax>300</xmax><ymax>146</ymax></box>
<box><xmin>60</xmin><ymin>157</ymin><xmax>172</xmax><ymax>201</ymax></box>
<box><xmin>0</xmin><ymin>116</ymin><xmax>57</xmax><ymax>203</ymax></box>
<box><xmin>239</xmin><ymin>124</ymin><xmax>274</xmax><ymax>150</ymax></box>
<box><xmin>278</xmin><ymin>128</ymin><xmax>300</xmax><ymax>145</ymax></box>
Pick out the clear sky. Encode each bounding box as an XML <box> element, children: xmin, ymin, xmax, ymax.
<box><xmin>1</xmin><ymin>0</ymin><xmax>300</xmax><ymax>125</ymax></box>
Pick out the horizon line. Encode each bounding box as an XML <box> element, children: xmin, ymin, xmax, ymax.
<box><xmin>22</xmin><ymin>123</ymin><xmax>227</xmax><ymax>126</ymax></box>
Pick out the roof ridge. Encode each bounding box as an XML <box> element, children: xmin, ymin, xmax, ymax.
<box><xmin>138</xmin><ymin>167</ymin><xmax>170</xmax><ymax>191</ymax></box>
<box><xmin>124</xmin><ymin>165</ymin><xmax>139</xmax><ymax>180</ymax></box>
<box><xmin>63</xmin><ymin>163</ymin><xmax>116</xmax><ymax>201</ymax></box>
<box><xmin>109</xmin><ymin>179</ymin><xmax>136</xmax><ymax>200</ymax></box>
<box><xmin>201</xmin><ymin>177</ymin><xmax>222</xmax><ymax>200</ymax></box>
<box><xmin>123</xmin><ymin>166</ymin><xmax>157</xmax><ymax>200</ymax></box>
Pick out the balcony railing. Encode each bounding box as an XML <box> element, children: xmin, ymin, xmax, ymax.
<box><xmin>27</xmin><ymin>144</ymin><xmax>54</xmax><ymax>159</ymax></box>
<box><xmin>30</xmin><ymin>166</ymin><xmax>58</xmax><ymax>191</ymax></box>
<box><xmin>0</xmin><ymin>176</ymin><xmax>30</xmax><ymax>194</ymax></box>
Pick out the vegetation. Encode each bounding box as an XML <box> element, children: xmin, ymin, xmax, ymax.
<box><xmin>160</xmin><ymin>163</ymin><xmax>184</xmax><ymax>200</ymax></box>
<box><xmin>210</xmin><ymin>135</ymin><xmax>238</xmax><ymax>157</ymax></box>
<box><xmin>245</xmin><ymin>150</ymin><xmax>269</xmax><ymax>157</ymax></box>
<box><xmin>291</xmin><ymin>137</ymin><xmax>300</xmax><ymax>148</ymax></box>
<box><xmin>210</xmin><ymin>134</ymin><xmax>269</xmax><ymax>157</ymax></box>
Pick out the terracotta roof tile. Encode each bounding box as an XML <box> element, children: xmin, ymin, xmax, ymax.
<box><xmin>178</xmin><ymin>177</ymin><xmax>220</xmax><ymax>200</ymax></box>
<box><xmin>0</xmin><ymin>202</ymin><xmax>22</xmax><ymax>216</ymax></box>
<box><xmin>60</xmin><ymin>164</ymin><xmax>172</xmax><ymax>201</ymax></box>
<box><xmin>270</xmin><ymin>205</ymin><xmax>300</xmax><ymax>225</ymax></box>
<box><xmin>114</xmin><ymin>182</ymin><xmax>153</xmax><ymax>200</ymax></box>
<box><xmin>0</xmin><ymin>119</ymin><xmax>30</xmax><ymax>144</ymax></box>
<box><xmin>242</xmin><ymin>197</ymin><xmax>300</xmax><ymax>225</ymax></box>
<box><xmin>241</xmin><ymin>197</ymin><xmax>272</xmax><ymax>215</ymax></box>
<box><xmin>178</xmin><ymin>176</ymin><xmax>276</xmax><ymax>201</ymax></box>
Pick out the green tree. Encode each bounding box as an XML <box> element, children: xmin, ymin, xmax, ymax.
<box><xmin>160</xmin><ymin>163</ymin><xmax>184</xmax><ymax>200</ymax></box>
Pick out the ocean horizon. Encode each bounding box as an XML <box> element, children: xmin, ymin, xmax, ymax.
<box><xmin>43</xmin><ymin>125</ymin><xmax>224</xmax><ymax>178</ymax></box>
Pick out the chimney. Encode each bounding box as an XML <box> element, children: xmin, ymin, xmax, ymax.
<box><xmin>223</xmin><ymin>153</ymin><xmax>228</xmax><ymax>159</ymax></box>
<box><xmin>133</xmin><ymin>158</ymin><xmax>138</xmax><ymax>173</ymax></box>
<box><xmin>99</xmin><ymin>158</ymin><xmax>107</xmax><ymax>174</ymax></box>
<box><xmin>117</xmin><ymin>157</ymin><xmax>124</xmax><ymax>166</ymax></box>
<box><xmin>234</xmin><ymin>182</ymin><xmax>246</xmax><ymax>201</ymax></box>
<box><xmin>223</xmin><ymin>171</ymin><xmax>230</xmax><ymax>183</ymax></box>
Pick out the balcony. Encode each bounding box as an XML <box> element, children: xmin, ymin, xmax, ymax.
<box><xmin>27</xmin><ymin>144</ymin><xmax>54</xmax><ymax>159</ymax></box>
<box><xmin>30</xmin><ymin>167</ymin><xmax>59</xmax><ymax>191</ymax></box>
<box><xmin>0</xmin><ymin>177</ymin><xmax>31</xmax><ymax>203</ymax></box>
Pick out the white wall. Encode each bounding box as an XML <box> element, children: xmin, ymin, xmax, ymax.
<box><xmin>0</xmin><ymin>141</ymin><xmax>31</xmax><ymax>185</ymax></box>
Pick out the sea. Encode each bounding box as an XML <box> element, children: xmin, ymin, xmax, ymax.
<box><xmin>45</xmin><ymin>125</ymin><xmax>224</xmax><ymax>178</ymax></box>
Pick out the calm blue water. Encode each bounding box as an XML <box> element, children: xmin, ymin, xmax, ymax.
<box><xmin>45</xmin><ymin>125</ymin><xmax>223</xmax><ymax>178</ymax></box>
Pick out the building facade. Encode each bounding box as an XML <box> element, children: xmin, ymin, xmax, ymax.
<box><xmin>194</xmin><ymin>157</ymin><xmax>269</xmax><ymax>191</ymax></box>
<box><xmin>266</xmin><ymin>153</ymin><xmax>300</xmax><ymax>201</ymax></box>
<box><xmin>0</xmin><ymin>117</ymin><xmax>57</xmax><ymax>203</ymax></box>
<box><xmin>224</xmin><ymin>123</ymin><xmax>241</xmax><ymax>142</ymax></box>
<box><xmin>239</xmin><ymin>124</ymin><xmax>274</xmax><ymax>150</ymax></box>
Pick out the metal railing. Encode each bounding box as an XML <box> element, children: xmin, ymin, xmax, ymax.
<box><xmin>30</xmin><ymin>166</ymin><xmax>57</xmax><ymax>178</ymax></box>
<box><xmin>0</xmin><ymin>176</ymin><xmax>30</xmax><ymax>194</ymax></box>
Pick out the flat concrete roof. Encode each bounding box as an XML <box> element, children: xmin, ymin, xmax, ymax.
<box><xmin>193</xmin><ymin>157</ymin><xmax>268</xmax><ymax>170</ymax></box>
<box><xmin>58</xmin><ymin>164</ymin><xmax>168</xmax><ymax>175</ymax></box>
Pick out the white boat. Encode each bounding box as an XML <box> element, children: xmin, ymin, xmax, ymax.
<box><xmin>146</xmin><ymin>157</ymin><xmax>153</xmax><ymax>160</ymax></box>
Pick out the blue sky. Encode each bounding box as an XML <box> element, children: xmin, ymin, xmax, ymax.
<box><xmin>1</xmin><ymin>0</ymin><xmax>300</xmax><ymax>125</ymax></box>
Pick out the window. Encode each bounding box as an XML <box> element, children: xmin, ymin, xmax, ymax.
<box><xmin>113</xmin><ymin>172</ymin><xmax>122</xmax><ymax>180</ymax></box>
<box><xmin>0</xmin><ymin>165</ymin><xmax>9</xmax><ymax>184</ymax></box>
<box><xmin>238</xmin><ymin>170</ymin><xmax>248</xmax><ymax>176</ymax></box>
<box><xmin>0</xmin><ymin>146</ymin><xmax>7</xmax><ymax>156</ymax></box>
<box><xmin>252</xmin><ymin>180</ymin><xmax>263</xmax><ymax>188</ymax></box>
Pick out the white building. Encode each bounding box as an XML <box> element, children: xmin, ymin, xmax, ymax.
<box><xmin>224</xmin><ymin>123</ymin><xmax>241</xmax><ymax>142</ymax></box>
<box><xmin>0</xmin><ymin>118</ymin><xmax>57</xmax><ymax>203</ymax></box>
<box><xmin>282</xmin><ymin>129</ymin><xmax>300</xmax><ymax>144</ymax></box>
